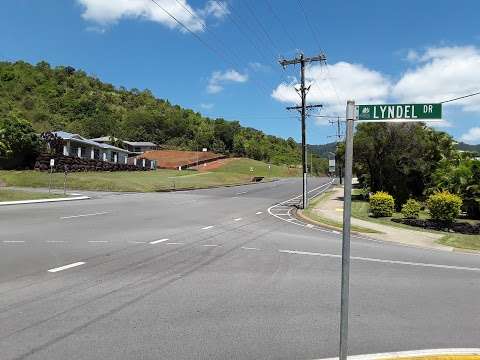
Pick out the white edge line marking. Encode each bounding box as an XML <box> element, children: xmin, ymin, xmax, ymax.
<box><xmin>61</xmin><ymin>211</ymin><xmax>110</xmax><ymax>220</ymax></box>
<box><xmin>149</xmin><ymin>238</ymin><xmax>169</xmax><ymax>245</ymax></box>
<box><xmin>3</xmin><ymin>240</ymin><xmax>25</xmax><ymax>243</ymax></box>
<box><xmin>267</xmin><ymin>180</ymin><xmax>334</xmax><ymax>228</ymax></box>
<box><xmin>202</xmin><ymin>226</ymin><xmax>214</xmax><ymax>230</ymax></box>
<box><xmin>279</xmin><ymin>250</ymin><xmax>480</xmax><ymax>272</ymax></box>
<box><xmin>314</xmin><ymin>348</ymin><xmax>480</xmax><ymax>360</ymax></box>
<box><xmin>48</xmin><ymin>262</ymin><xmax>85</xmax><ymax>273</ymax></box>
<box><xmin>0</xmin><ymin>196</ymin><xmax>89</xmax><ymax>206</ymax></box>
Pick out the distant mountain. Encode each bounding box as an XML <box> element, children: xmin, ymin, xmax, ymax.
<box><xmin>456</xmin><ymin>142</ymin><xmax>480</xmax><ymax>154</ymax></box>
<box><xmin>308</xmin><ymin>142</ymin><xmax>337</xmax><ymax>158</ymax></box>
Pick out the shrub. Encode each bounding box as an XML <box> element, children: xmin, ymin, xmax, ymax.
<box><xmin>401</xmin><ymin>199</ymin><xmax>421</xmax><ymax>219</ymax></box>
<box><xmin>369</xmin><ymin>191</ymin><xmax>395</xmax><ymax>217</ymax></box>
<box><xmin>427</xmin><ymin>191</ymin><xmax>462</xmax><ymax>224</ymax></box>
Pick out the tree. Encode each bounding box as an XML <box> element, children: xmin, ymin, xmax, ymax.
<box><xmin>0</xmin><ymin>113</ymin><xmax>40</xmax><ymax>169</ymax></box>
<box><xmin>353</xmin><ymin>122</ymin><xmax>455</xmax><ymax>208</ymax></box>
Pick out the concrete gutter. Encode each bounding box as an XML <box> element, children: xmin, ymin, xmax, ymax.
<box><xmin>0</xmin><ymin>195</ymin><xmax>90</xmax><ymax>206</ymax></box>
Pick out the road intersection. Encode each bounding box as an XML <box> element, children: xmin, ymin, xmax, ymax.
<box><xmin>1</xmin><ymin>178</ymin><xmax>479</xmax><ymax>360</ymax></box>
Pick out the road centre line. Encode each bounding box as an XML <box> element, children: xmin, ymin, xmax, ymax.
<box><xmin>203</xmin><ymin>244</ymin><xmax>220</xmax><ymax>247</ymax></box>
<box><xmin>279</xmin><ymin>250</ymin><xmax>480</xmax><ymax>272</ymax></box>
<box><xmin>60</xmin><ymin>211</ymin><xmax>110</xmax><ymax>220</ymax></box>
<box><xmin>88</xmin><ymin>240</ymin><xmax>109</xmax><ymax>243</ymax></box>
<box><xmin>241</xmin><ymin>247</ymin><xmax>261</xmax><ymax>251</ymax></box>
<box><xmin>46</xmin><ymin>240</ymin><xmax>65</xmax><ymax>243</ymax></box>
<box><xmin>202</xmin><ymin>226</ymin><xmax>214</xmax><ymax>230</ymax></box>
<box><xmin>150</xmin><ymin>239</ymin><xmax>169</xmax><ymax>245</ymax></box>
<box><xmin>166</xmin><ymin>242</ymin><xmax>184</xmax><ymax>245</ymax></box>
<box><xmin>48</xmin><ymin>262</ymin><xmax>85</xmax><ymax>273</ymax></box>
<box><xmin>3</xmin><ymin>240</ymin><xmax>25</xmax><ymax>243</ymax></box>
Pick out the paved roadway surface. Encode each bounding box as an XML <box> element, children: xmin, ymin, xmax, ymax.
<box><xmin>1</xmin><ymin>177</ymin><xmax>479</xmax><ymax>360</ymax></box>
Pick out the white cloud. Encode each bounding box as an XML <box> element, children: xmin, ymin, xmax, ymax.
<box><xmin>207</xmin><ymin>69</ymin><xmax>248</xmax><ymax>94</ymax></box>
<box><xmin>461</xmin><ymin>127</ymin><xmax>480</xmax><ymax>144</ymax></box>
<box><xmin>77</xmin><ymin>0</ymin><xmax>228</xmax><ymax>32</ymax></box>
<box><xmin>200</xmin><ymin>1</ymin><xmax>229</xmax><ymax>19</ymax></box>
<box><xmin>393</xmin><ymin>46</ymin><xmax>480</xmax><ymax>112</ymax></box>
<box><xmin>272</xmin><ymin>62</ymin><xmax>391</xmax><ymax>124</ymax></box>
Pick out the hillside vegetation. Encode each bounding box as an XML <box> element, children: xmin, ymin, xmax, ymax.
<box><xmin>0</xmin><ymin>60</ymin><xmax>301</xmax><ymax>165</ymax></box>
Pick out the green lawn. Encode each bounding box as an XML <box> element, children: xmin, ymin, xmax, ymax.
<box><xmin>0</xmin><ymin>189</ymin><xmax>63</xmax><ymax>202</ymax></box>
<box><xmin>212</xmin><ymin>158</ymin><xmax>301</xmax><ymax>177</ymax></box>
<box><xmin>301</xmin><ymin>190</ymin><xmax>380</xmax><ymax>233</ymax></box>
<box><xmin>0</xmin><ymin>169</ymin><xmax>258</xmax><ymax>192</ymax></box>
<box><xmin>351</xmin><ymin>189</ymin><xmax>480</xmax><ymax>250</ymax></box>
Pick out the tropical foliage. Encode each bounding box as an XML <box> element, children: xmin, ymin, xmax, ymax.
<box><xmin>369</xmin><ymin>191</ymin><xmax>395</xmax><ymax>217</ymax></box>
<box><xmin>427</xmin><ymin>191</ymin><xmax>463</xmax><ymax>224</ymax></box>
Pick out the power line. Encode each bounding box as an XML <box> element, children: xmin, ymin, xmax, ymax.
<box><xmin>264</xmin><ymin>0</ymin><xmax>298</xmax><ymax>50</ymax></box>
<box><xmin>441</xmin><ymin>91</ymin><xmax>480</xmax><ymax>104</ymax></box>
<box><xmin>296</xmin><ymin>0</ymin><xmax>324</xmax><ymax>53</ymax></box>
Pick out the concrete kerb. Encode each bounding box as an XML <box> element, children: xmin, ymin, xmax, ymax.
<box><xmin>313</xmin><ymin>348</ymin><xmax>480</xmax><ymax>360</ymax></box>
<box><xmin>0</xmin><ymin>195</ymin><xmax>90</xmax><ymax>206</ymax></box>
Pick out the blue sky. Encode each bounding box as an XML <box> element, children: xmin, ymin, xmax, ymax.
<box><xmin>1</xmin><ymin>0</ymin><xmax>479</xmax><ymax>144</ymax></box>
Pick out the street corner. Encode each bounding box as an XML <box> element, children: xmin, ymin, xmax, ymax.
<box><xmin>315</xmin><ymin>349</ymin><xmax>480</xmax><ymax>360</ymax></box>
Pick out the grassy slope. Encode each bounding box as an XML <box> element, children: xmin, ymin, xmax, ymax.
<box><xmin>0</xmin><ymin>158</ymin><xmax>298</xmax><ymax>193</ymax></box>
<box><xmin>212</xmin><ymin>158</ymin><xmax>301</xmax><ymax>177</ymax></box>
<box><xmin>351</xmin><ymin>190</ymin><xmax>480</xmax><ymax>250</ymax></box>
<box><xmin>0</xmin><ymin>189</ymin><xmax>62</xmax><ymax>201</ymax></box>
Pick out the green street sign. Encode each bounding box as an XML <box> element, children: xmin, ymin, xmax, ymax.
<box><xmin>356</xmin><ymin>103</ymin><xmax>442</xmax><ymax>121</ymax></box>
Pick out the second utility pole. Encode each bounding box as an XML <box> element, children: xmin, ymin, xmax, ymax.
<box><xmin>280</xmin><ymin>52</ymin><xmax>326</xmax><ymax>209</ymax></box>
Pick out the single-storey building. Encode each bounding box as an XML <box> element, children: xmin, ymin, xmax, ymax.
<box><xmin>53</xmin><ymin>131</ymin><xmax>131</xmax><ymax>164</ymax></box>
<box><xmin>90</xmin><ymin>136</ymin><xmax>158</xmax><ymax>154</ymax></box>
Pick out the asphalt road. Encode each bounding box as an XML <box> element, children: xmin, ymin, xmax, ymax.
<box><xmin>1</xmin><ymin>177</ymin><xmax>479</xmax><ymax>360</ymax></box>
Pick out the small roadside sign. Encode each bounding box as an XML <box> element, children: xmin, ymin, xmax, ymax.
<box><xmin>356</xmin><ymin>103</ymin><xmax>442</xmax><ymax>121</ymax></box>
<box><xmin>202</xmin><ymin>148</ymin><xmax>208</xmax><ymax>152</ymax></box>
<box><xmin>50</xmin><ymin>159</ymin><xmax>55</xmax><ymax>167</ymax></box>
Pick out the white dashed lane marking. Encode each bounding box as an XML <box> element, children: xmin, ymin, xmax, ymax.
<box><xmin>279</xmin><ymin>250</ymin><xmax>480</xmax><ymax>272</ymax></box>
<box><xmin>241</xmin><ymin>247</ymin><xmax>261</xmax><ymax>251</ymax></box>
<box><xmin>88</xmin><ymin>240</ymin><xmax>109</xmax><ymax>243</ymax></box>
<box><xmin>234</xmin><ymin>218</ymin><xmax>242</xmax><ymax>221</ymax></box>
<box><xmin>202</xmin><ymin>226</ymin><xmax>214</xmax><ymax>230</ymax></box>
<box><xmin>3</xmin><ymin>240</ymin><xmax>25</xmax><ymax>244</ymax></box>
<box><xmin>149</xmin><ymin>239</ymin><xmax>169</xmax><ymax>245</ymax></box>
<box><xmin>203</xmin><ymin>244</ymin><xmax>220</xmax><ymax>247</ymax></box>
<box><xmin>255</xmin><ymin>211</ymin><xmax>263</xmax><ymax>215</ymax></box>
<box><xmin>61</xmin><ymin>212</ymin><xmax>110</xmax><ymax>220</ymax></box>
<box><xmin>48</xmin><ymin>262</ymin><xmax>85</xmax><ymax>273</ymax></box>
<box><xmin>166</xmin><ymin>242</ymin><xmax>184</xmax><ymax>245</ymax></box>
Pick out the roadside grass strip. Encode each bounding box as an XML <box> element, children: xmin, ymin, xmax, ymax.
<box><xmin>279</xmin><ymin>250</ymin><xmax>480</xmax><ymax>272</ymax></box>
<box><xmin>314</xmin><ymin>349</ymin><xmax>480</xmax><ymax>360</ymax></box>
<box><xmin>47</xmin><ymin>262</ymin><xmax>85</xmax><ymax>273</ymax></box>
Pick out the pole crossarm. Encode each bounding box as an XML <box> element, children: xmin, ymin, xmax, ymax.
<box><xmin>286</xmin><ymin>104</ymin><xmax>323</xmax><ymax>110</ymax></box>
<box><xmin>279</xmin><ymin>54</ymin><xmax>326</xmax><ymax>68</ymax></box>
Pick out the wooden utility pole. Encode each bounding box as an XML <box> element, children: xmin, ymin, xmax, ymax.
<box><xmin>279</xmin><ymin>52</ymin><xmax>326</xmax><ymax>209</ymax></box>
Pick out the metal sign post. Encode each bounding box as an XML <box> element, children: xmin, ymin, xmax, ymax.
<box><xmin>48</xmin><ymin>159</ymin><xmax>55</xmax><ymax>193</ymax></box>
<box><xmin>339</xmin><ymin>100</ymin><xmax>355</xmax><ymax>360</ymax></box>
<box><xmin>338</xmin><ymin>101</ymin><xmax>443</xmax><ymax>360</ymax></box>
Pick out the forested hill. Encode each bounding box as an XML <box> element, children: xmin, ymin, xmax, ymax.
<box><xmin>456</xmin><ymin>142</ymin><xmax>480</xmax><ymax>154</ymax></box>
<box><xmin>308</xmin><ymin>142</ymin><xmax>337</xmax><ymax>158</ymax></box>
<box><xmin>0</xmin><ymin>61</ymin><xmax>301</xmax><ymax>165</ymax></box>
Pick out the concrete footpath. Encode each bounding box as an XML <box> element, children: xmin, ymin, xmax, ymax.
<box><xmin>310</xmin><ymin>186</ymin><xmax>450</xmax><ymax>251</ymax></box>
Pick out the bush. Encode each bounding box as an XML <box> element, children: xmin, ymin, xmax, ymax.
<box><xmin>427</xmin><ymin>191</ymin><xmax>462</xmax><ymax>224</ymax></box>
<box><xmin>369</xmin><ymin>191</ymin><xmax>395</xmax><ymax>217</ymax></box>
<box><xmin>401</xmin><ymin>199</ymin><xmax>422</xmax><ymax>219</ymax></box>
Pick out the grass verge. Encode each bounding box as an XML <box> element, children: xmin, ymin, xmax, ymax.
<box><xmin>0</xmin><ymin>189</ymin><xmax>63</xmax><ymax>202</ymax></box>
<box><xmin>212</xmin><ymin>158</ymin><xmax>301</xmax><ymax>177</ymax></box>
<box><xmin>300</xmin><ymin>190</ymin><xmax>380</xmax><ymax>233</ymax></box>
<box><xmin>438</xmin><ymin>233</ymin><xmax>480</xmax><ymax>251</ymax></box>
